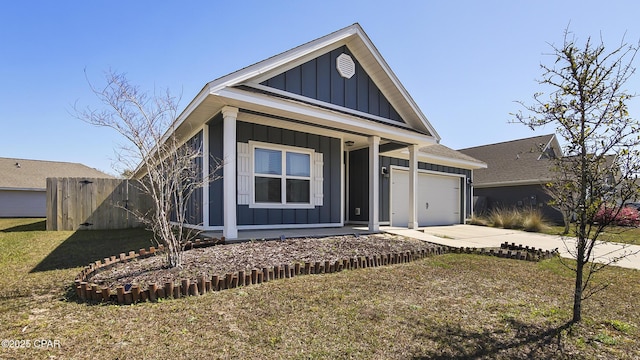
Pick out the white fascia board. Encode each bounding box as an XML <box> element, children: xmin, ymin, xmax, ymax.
<box><xmin>213</xmin><ymin>87</ymin><xmax>438</xmax><ymax>146</ymax></box>
<box><xmin>131</xmin><ymin>85</ymin><xmax>212</xmax><ymax>177</ymax></box>
<box><xmin>419</xmin><ymin>153</ymin><xmax>488</xmax><ymax>170</ymax></box>
<box><xmin>384</xmin><ymin>149</ymin><xmax>487</xmax><ymax>170</ymax></box>
<box><xmin>475</xmin><ymin>179</ymin><xmax>553</xmax><ymax>188</ymax></box>
<box><xmin>156</xmin><ymin>27</ymin><xmax>356</xmax><ymax>145</ymax></box>
<box><xmin>207</xmin><ymin>27</ymin><xmax>358</xmax><ymax>95</ymax></box>
<box><xmin>352</xmin><ymin>26</ymin><xmax>441</xmax><ymax>142</ymax></box>
<box><xmin>172</xmin><ymin>87</ymin><xmax>211</xmax><ymax>133</ymax></box>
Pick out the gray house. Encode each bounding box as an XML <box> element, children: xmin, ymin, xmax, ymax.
<box><xmin>0</xmin><ymin>158</ymin><xmax>112</xmax><ymax>217</ymax></box>
<box><xmin>458</xmin><ymin>134</ymin><xmax>564</xmax><ymax>223</ymax></box>
<box><xmin>159</xmin><ymin>23</ymin><xmax>486</xmax><ymax>239</ymax></box>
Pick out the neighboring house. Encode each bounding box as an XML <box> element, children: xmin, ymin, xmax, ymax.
<box><xmin>458</xmin><ymin>134</ymin><xmax>564</xmax><ymax>223</ymax></box>
<box><xmin>0</xmin><ymin>158</ymin><xmax>113</xmax><ymax>217</ymax></box>
<box><xmin>150</xmin><ymin>23</ymin><xmax>486</xmax><ymax>239</ymax></box>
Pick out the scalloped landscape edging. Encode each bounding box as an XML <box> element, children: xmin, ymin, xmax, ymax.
<box><xmin>73</xmin><ymin>237</ymin><xmax>450</xmax><ymax>305</ymax></box>
<box><xmin>73</xmin><ymin>237</ymin><xmax>559</xmax><ymax>305</ymax></box>
<box><xmin>451</xmin><ymin>242</ymin><xmax>559</xmax><ymax>261</ymax></box>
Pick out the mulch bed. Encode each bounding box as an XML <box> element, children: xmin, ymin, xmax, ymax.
<box><xmin>88</xmin><ymin>233</ymin><xmax>440</xmax><ymax>291</ymax></box>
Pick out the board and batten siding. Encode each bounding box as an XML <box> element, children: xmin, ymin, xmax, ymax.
<box><xmin>208</xmin><ymin>114</ymin><xmax>224</xmax><ymax>226</ymax></box>
<box><xmin>207</xmin><ymin>118</ymin><xmax>341</xmax><ymax>227</ymax></box>
<box><xmin>260</xmin><ymin>45</ymin><xmax>405</xmax><ymax>125</ymax></box>
<box><xmin>348</xmin><ymin>148</ymin><xmax>473</xmax><ymax>223</ymax></box>
<box><xmin>179</xmin><ymin>130</ymin><xmax>204</xmax><ymax>226</ymax></box>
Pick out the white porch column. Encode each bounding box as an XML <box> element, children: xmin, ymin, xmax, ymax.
<box><xmin>408</xmin><ymin>144</ymin><xmax>419</xmax><ymax>229</ymax></box>
<box><xmin>222</xmin><ymin>106</ymin><xmax>238</xmax><ymax>239</ymax></box>
<box><xmin>202</xmin><ymin>124</ymin><xmax>210</xmax><ymax>228</ymax></box>
<box><xmin>368</xmin><ymin>135</ymin><xmax>380</xmax><ymax>232</ymax></box>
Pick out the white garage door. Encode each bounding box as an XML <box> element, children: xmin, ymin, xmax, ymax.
<box><xmin>391</xmin><ymin>169</ymin><xmax>461</xmax><ymax>227</ymax></box>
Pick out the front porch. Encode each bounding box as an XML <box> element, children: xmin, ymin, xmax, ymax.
<box><xmin>202</xmin><ymin>225</ymin><xmax>375</xmax><ymax>242</ymax></box>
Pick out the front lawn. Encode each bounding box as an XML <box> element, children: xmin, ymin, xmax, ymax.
<box><xmin>0</xmin><ymin>218</ymin><xmax>638</xmax><ymax>359</ymax></box>
<box><xmin>542</xmin><ymin>225</ymin><xmax>640</xmax><ymax>245</ymax></box>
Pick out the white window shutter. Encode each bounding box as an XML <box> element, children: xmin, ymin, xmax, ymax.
<box><xmin>237</xmin><ymin>142</ymin><xmax>250</xmax><ymax>205</ymax></box>
<box><xmin>313</xmin><ymin>152</ymin><xmax>324</xmax><ymax>206</ymax></box>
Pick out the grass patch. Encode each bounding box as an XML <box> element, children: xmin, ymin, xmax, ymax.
<box><xmin>1</xmin><ymin>219</ymin><xmax>639</xmax><ymax>359</ymax></box>
<box><xmin>543</xmin><ymin>225</ymin><xmax>640</xmax><ymax>245</ymax></box>
<box><xmin>608</xmin><ymin>320</ymin><xmax>635</xmax><ymax>335</ymax></box>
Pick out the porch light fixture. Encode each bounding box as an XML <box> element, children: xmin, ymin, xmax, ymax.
<box><xmin>345</xmin><ymin>140</ymin><xmax>355</xmax><ymax>147</ymax></box>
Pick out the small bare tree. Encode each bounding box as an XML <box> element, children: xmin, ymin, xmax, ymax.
<box><xmin>515</xmin><ymin>29</ymin><xmax>640</xmax><ymax>322</ymax></box>
<box><xmin>76</xmin><ymin>70</ymin><xmax>220</xmax><ymax>268</ymax></box>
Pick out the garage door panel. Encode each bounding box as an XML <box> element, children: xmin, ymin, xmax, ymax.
<box><xmin>391</xmin><ymin>169</ymin><xmax>460</xmax><ymax>227</ymax></box>
<box><xmin>420</xmin><ymin>173</ymin><xmax>460</xmax><ymax>226</ymax></box>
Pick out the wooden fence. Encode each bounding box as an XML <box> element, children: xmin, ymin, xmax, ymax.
<box><xmin>46</xmin><ymin>178</ymin><xmax>151</xmax><ymax>231</ymax></box>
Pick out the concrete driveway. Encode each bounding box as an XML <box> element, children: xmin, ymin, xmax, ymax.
<box><xmin>384</xmin><ymin>225</ymin><xmax>640</xmax><ymax>270</ymax></box>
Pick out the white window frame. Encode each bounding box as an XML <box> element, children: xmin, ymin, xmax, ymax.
<box><xmin>249</xmin><ymin>141</ymin><xmax>315</xmax><ymax>209</ymax></box>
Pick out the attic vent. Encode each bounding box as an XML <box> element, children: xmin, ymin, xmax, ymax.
<box><xmin>336</xmin><ymin>53</ymin><xmax>355</xmax><ymax>79</ymax></box>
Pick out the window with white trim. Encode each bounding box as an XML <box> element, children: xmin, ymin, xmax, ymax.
<box><xmin>238</xmin><ymin>141</ymin><xmax>324</xmax><ymax>209</ymax></box>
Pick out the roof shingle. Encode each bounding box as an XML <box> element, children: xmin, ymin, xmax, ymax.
<box><xmin>0</xmin><ymin>157</ymin><xmax>113</xmax><ymax>190</ymax></box>
<box><xmin>458</xmin><ymin>134</ymin><xmax>559</xmax><ymax>186</ymax></box>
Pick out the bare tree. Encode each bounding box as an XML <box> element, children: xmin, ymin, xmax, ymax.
<box><xmin>76</xmin><ymin>70</ymin><xmax>220</xmax><ymax>268</ymax></box>
<box><xmin>514</xmin><ymin>29</ymin><xmax>640</xmax><ymax>322</ymax></box>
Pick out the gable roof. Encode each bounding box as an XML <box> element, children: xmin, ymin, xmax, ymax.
<box><xmin>458</xmin><ymin>134</ymin><xmax>560</xmax><ymax>186</ymax></box>
<box><xmin>172</xmin><ymin>23</ymin><xmax>440</xmax><ymax>147</ymax></box>
<box><xmin>420</xmin><ymin>144</ymin><xmax>487</xmax><ymax>169</ymax></box>
<box><xmin>0</xmin><ymin>157</ymin><xmax>113</xmax><ymax>191</ymax></box>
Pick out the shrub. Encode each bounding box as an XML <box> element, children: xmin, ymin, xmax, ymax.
<box><xmin>501</xmin><ymin>209</ymin><xmax>522</xmax><ymax>229</ymax></box>
<box><xmin>485</xmin><ymin>207</ymin><xmax>549</xmax><ymax>232</ymax></box>
<box><xmin>522</xmin><ymin>209</ymin><xmax>549</xmax><ymax>232</ymax></box>
<box><xmin>468</xmin><ymin>215</ymin><xmax>488</xmax><ymax>226</ymax></box>
<box><xmin>488</xmin><ymin>208</ymin><xmax>522</xmax><ymax>229</ymax></box>
<box><xmin>488</xmin><ymin>209</ymin><xmax>505</xmax><ymax>228</ymax></box>
<box><xmin>594</xmin><ymin>205</ymin><xmax>640</xmax><ymax>227</ymax></box>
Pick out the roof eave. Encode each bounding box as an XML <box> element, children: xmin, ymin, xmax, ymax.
<box><xmin>212</xmin><ymin>87</ymin><xmax>438</xmax><ymax>147</ymax></box>
<box><xmin>474</xmin><ymin>179</ymin><xmax>553</xmax><ymax>188</ymax></box>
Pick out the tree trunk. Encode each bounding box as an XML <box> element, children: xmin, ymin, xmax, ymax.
<box><xmin>573</xmin><ymin>259</ymin><xmax>584</xmax><ymax>322</ymax></box>
<box><xmin>572</xmin><ymin>236</ymin><xmax>586</xmax><ymax>323</ymax></box>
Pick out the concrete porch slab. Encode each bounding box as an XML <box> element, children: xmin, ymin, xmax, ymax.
<box><xmin>202</xmin><ymin>225</ymin><xmax>373</xmax><ymax>242</ymax></box>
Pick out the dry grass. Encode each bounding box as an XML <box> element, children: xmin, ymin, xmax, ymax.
<box><xmin>522</xmin><ymin>209</ymin><xmax>550</xmax><ymax>232</ymax></box>
<box><xmin>486</xmin><ymin>208</ymin><xmax>550</xmax><ymax>232</ymax></box>
<box><xmin>1</xmin><ymin>218</ymin><xmax>639</xmax><ymax>359</ymax></box>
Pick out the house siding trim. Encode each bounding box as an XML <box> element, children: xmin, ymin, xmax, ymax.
<box><xmin>202</xmin><ymin>124</ymin><xmax>210</xmax><ymax>227</ymax></box>
<box><xmin>222</xmin><ymin>106</ymin><xmax>239</xmax><ymax>238</ymax></box>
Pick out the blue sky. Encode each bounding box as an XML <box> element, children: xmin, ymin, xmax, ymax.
<box><xmin>1</xmin><ymin>1</ymin><xmax>639</xmax><ymax>175</ymax></box>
